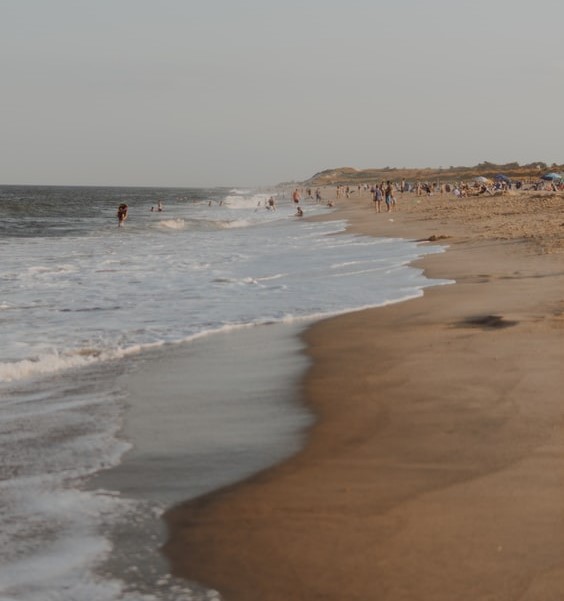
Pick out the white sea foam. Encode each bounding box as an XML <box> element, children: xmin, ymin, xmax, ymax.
<box><xmin>216</xmin><ymin>218</ymin><xmax>253</xmax><ymax>228</ymax></box>
<box><xmin>0</xmin><ymin>344</ymin><xmax>156</xmax><ymax>384</ymax></box>
<box><xmin>222</xmin><ymin>192</ymin><xmax>270</xmax><ymax>209</ymax></box>
<box><xmin>157</xmin><ymin>219</ymin><xmax>186</xmax><ymax>230</ymax></box>
<box><xmin>0</xmin><ymin>351</ymin><xmax>98</xmax><ymax>383</ymax></box>
<box><xmin>255</xmin><ymin>273</ymin><xmax>288</xmax><ymax>282</ymax></box>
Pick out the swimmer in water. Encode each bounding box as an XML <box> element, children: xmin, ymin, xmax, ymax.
<box><xmin>117</xmin><ymin>203</ymin><xmax>128</xmax><ymax>227</ymax></box>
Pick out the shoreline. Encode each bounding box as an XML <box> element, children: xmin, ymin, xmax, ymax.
<box><xmin>163</xmin><ymin>189</ymin><xmax>564</xmax><ymax>600</ymax></box>
<box><xmin>91</xmin><ymin>322</ymin><xmax>313</xmax><ymax>507</ymax></box>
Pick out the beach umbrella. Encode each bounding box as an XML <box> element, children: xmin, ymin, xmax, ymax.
<box><xmin>494</xmin><ymin>174</ymin><xmax>511</xmax><ymax>182</ymax></box>
<box><xmin>474</xmin><ymin>176</ymin><xmax>492</xmax><ymax>184</ymax></box>
<box><xmin>540</xmin><ymin>172</ymin><xmax>563</xmax><ymax>181</ymax></box>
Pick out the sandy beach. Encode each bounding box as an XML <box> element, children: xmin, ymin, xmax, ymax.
<box><xmin>163</xmin><ymin>188</ymin><xmax>564</xmax><ymax>600</ymax></box>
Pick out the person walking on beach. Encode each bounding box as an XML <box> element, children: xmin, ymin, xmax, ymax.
<box><xmin>373</xmin><ymin>185</ymin><xmax>383</xmax><ymax>212</ymax></box>
<box><xmin>117</xmin><ymin>203</ymin><xmax>128</xmax><ymax>226</ymax></box>
<box><xmin>292</xmin><ymin>188</ymin><xmax>301</xmax><ymax>204</ymax></box>
<box><xmin>384</xmin><ymin>181</ymin><xmax>395</xmax><ymax>212</ymax></box>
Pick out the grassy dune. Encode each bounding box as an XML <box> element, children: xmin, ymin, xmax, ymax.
<box><xmin>304</xmin><ymin>161</ymin><xmax>564</xmax><ymax>186</ymax></box>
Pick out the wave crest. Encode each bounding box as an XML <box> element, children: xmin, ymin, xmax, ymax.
<box><xmin>0</xmin><ymin>344</ymin><xmax>163</xmax><ymax>384</ymax></box>
<box><xmin>157</xmin><ymin>219</ymin><xmax>186</xmax><ymax>230</ymax></box>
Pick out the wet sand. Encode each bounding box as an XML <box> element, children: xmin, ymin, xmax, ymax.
<box><xmin>93</xmin><ymin>323</ymin><xmax>312</xmax><ymax>507</ymax></box>
<box><xmin>163</xmin><ymin>188</ymin><xmax>564</xmax><ymax>600</ymax></box>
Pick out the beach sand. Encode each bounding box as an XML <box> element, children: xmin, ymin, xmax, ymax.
<box><xmin>163</xmin><ymin>188</ymin><xmax>564</xmax><ymax>600</ymax></box>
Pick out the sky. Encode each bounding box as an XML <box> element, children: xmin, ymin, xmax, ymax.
<box><xmin>1</xmin><ymin>0</ymin><xmax>563</xmax><ymax>187</ymax></box>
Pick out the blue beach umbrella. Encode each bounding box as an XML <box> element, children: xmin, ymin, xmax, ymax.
<box><xmin>494</xmin><ymin>174</ymin><xmax>511</xmax><ymax>183</ymax></box>
<box><xmin>540</xmin><ymin>172</ymin><xmax>563</xmax><ymax>181</ymax></box>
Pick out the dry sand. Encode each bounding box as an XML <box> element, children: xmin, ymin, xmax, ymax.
<box><xmin>164</xmin><ymin>188</ymin><xmax>564</xmax><ymax>600</ymax></box>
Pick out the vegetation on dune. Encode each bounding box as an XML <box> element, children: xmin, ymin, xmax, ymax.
<box><xmin>302</xmin><ymin>161</ymin><xmax>564</xmax><ymax>186</ymax></box>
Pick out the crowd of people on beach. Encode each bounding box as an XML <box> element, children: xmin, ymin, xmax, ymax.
<box><xmin>332</xmin><ymin>175</ymin><xmax>563</xmax><ymax>199</ymax></box>
<box><xmin>326</xmin><ymin>174</ymin><xmax>563</xmax><ymax>212</ymax></box>
<box><xmin>291</xmin><ymin>173</ymin><xmax>563</xmax><ymax>221</ymax></box>
<box><xmin>281</xmin><ymin>176</ymin><xmax>555</xmax><ymax>221</ymax></box>
<box><xmin>117</xmin><ymin>174</ymin><xmax>561</xmax><ymax>227</ymax></box>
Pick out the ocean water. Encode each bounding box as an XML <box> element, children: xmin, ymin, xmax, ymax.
<box><xmin>0</xmin><ymin>185</ymin><xmax>449</xmax><ymax>600</ymax></box>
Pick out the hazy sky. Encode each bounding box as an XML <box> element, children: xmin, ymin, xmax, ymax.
<box><xmin>2</xmin><ymin>0</ymin><xmax>563</xmax><ymax>187</ymax></box>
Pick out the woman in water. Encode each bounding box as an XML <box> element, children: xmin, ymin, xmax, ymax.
<box><xmin>117</xmin><ymin>203</ymin><xmax>128</xmax><ymax>226</ymax></box>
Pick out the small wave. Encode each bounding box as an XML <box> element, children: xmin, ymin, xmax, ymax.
<box><xmin>212</xmin><ymin>276</ymin><xmax>259</xmax><ymax>286</ymax></box>
<box><xmin>330</xmin><ymin>267</ymin><xmax>391</xmax><ymax>278</ymax></box>
<box><xmin>331</xmin><ymin>260</ymin><xmax>375</xmax><ymax>269</ymax></box>
<box><xmin>222</xmin><ymin>193</ymin><xmax>270</xmax><ymax>209</ymax></box>
<box><xmin>0</xmin><ymin>342</ymin><xmax>166</xmax><ymax>384</ymax></box>
<box><xmin>59</xmin><ymin>306</ymin><xmax>122</xmax><ymax>313</ymax></box>
<box><xmin>255</xmin><ymin>273</ymin><xmax>288</xmax><ymax>282</ymax></box>
<box><xmin>0</xmin><ymin>352</ymin><xmax>100</xmax><ymax>383</ymax></box>
<box><xmin>26</xmin><ymin>264</ymin><xmax>77</xmax><ymax>276</ymax></box>
<box><xmin>157</xmin><ymin>219</ymin><xmax>186</xmax><ymax>230</ymax></box>
<box><xmin>218</xmin><ymin>219</ymin><xmax>253</xmax><ymax>229</ymax></box>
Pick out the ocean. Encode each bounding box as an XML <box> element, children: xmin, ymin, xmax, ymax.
<box><xmin>0</xmin><ymin>185</ymin><xmax>448</xmax><ymax>600</ymax></box>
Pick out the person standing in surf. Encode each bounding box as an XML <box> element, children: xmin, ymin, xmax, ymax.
<box><xmin>117</xmin><ymin>203</ymin><xmax>128</xmax><ymax>226</ymax></box>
